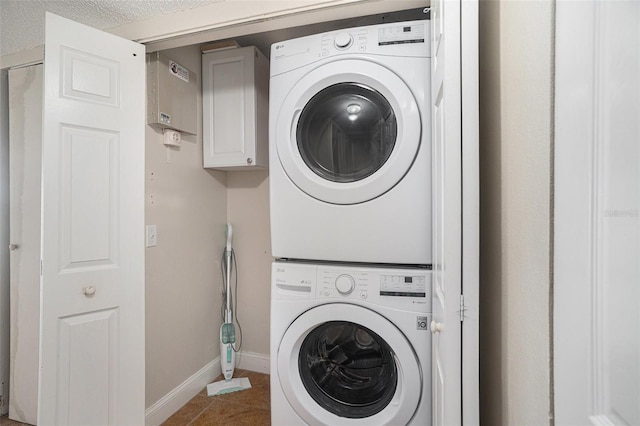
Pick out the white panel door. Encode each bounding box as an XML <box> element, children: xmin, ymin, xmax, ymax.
<box><xmin>555</xmin><ymin>1</ymin><xmax>640</xmax><ymax>424</ymax></box>
<box><xmin>431</xmin><ymin>0</ymin><xmax>479</xmax><ymax>424</ymax></box>
<box><xmin>431</xmin><ymin>0</ymin><xmax>461</xmax><ymax>424</ymax></box>
<box><xmin>39</xmin><ymin>13</ymin><xmax>145</xmax><ymax>425</ymax></box>
<box><xmin>8</xmin><ymin>64</ymin><xmax>43</xmax><ymax>426</ymax></box>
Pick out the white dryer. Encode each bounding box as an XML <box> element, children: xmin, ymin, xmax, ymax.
<box><xmin>270</xmin><ymin>261</ymin><xmax>432</xmax><ymax>425</ymax></box>
<box><xmin>269</xmin><ymin>20</ymin><xmax>432</xmax><ymax>265</ymax></box>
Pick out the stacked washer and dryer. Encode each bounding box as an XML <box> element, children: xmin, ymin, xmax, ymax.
<box><xmin>269</xmin><ymin>19</ymin><xmax>433</xmax><ymax>425</ymax></box>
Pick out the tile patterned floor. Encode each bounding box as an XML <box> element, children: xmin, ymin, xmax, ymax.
<box><xmin>162</xmin><ymin>369</ymin><xmax>270</xmax><ymax>426</ymax></box>
<box><xmin>0</xmin><ymin>415</ymin><xmax>28</xmax><ymax>426</ymax></box>
<box><xmin>0</xmin><ymin>369</ymin><xmax>270</xmax><ymax>426</ymax></box>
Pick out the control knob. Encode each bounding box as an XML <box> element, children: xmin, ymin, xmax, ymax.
<box><xmin>335</xmin><ymin>274</ymin><xmax>355</xmax><ymax>295</ymax></box>
<box><xmin>334</xmin><ymin>32</ymin><xmax>353</xmax><ymax>49</ymax></box>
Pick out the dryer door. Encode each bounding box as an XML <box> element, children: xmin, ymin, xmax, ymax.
<box><xmin>275</xmin><ymin>59</ymin><xmax>422</xmax><ymax>205</ymax></box>
<box><xmin>277</xmin><ymin>304</ymin><xmax>423</xmax><ymax>424</ymax></box>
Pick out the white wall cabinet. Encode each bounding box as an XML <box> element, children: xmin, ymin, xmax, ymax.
<box><xmin>202</xmin><ymin>46</ymin><xmax>269</xmax><ymax>170</ymax></box>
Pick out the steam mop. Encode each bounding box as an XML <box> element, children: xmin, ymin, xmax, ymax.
<box><xmin>206</xmin><ymin>224</ymin><xmax>252</xmax><ymax>396</ymax></box>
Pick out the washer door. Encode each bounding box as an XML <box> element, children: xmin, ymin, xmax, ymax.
<box><xmin>277</xmin><ymin>304</ymin><xmax>423</xmax><ymax>425</ymax></box>
<box><xmin>275</xmin><ymin>59</ymin><xmax>421</xmax><ymax>205</ymax></box>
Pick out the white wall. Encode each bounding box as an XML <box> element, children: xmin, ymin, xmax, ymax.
<box><xmin>144</xmin><ymin>45</ymin><xmax>228</xmax><ymax>408</ymax></box>
<box><xmin>143</xmin><ymin>46</ymin><xmax>273</xmax><ymax>414</ymax></box>
<box><xmin>226</xmin><ymin>171</ymin><xmax>272</xmax><ymax>359</ymax></box>
<box><xmin>479</xmin><ymin>0</ymin><xmax>554</xmax><ymax>424</ymax></box>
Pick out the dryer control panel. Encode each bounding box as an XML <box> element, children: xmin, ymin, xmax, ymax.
<box><xmin>272</xmin><ymin>261</ymin><xmax>432</xmax><ymax>313</ymax></box>
<box><xmin>270</xmin><ymin>20</ymin><xmax>430</xmax><ymax>77</ymax></box>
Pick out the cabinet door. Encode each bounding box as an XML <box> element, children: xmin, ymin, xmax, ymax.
<box><xmin>202</xmin><ymin>47</ymin><xmax>268</xmax><ymax>170</ymax></box>
<box><xmin>39</xmin><ymin>13</ymin><xmax>145</xmax><ymax>425</ymax></box>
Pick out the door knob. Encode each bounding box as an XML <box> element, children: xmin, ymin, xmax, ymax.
<box><xmin>430</xmin><ymin>321</ymin><xmax>444</xmax><ymax>334</ymax></box>
<box><xmin>82</xmin><ymin>286</ymin><xmax>96</xmax><ymax>296</ymax></box>
<box><xmin>9</xmin><ymin>243</ymin><xmax>19</xmax><ymax>251</ymax></box>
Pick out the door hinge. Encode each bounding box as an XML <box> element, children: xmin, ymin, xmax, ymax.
<box><xmin>459</xmin><ymin>294</ymin><xmax>466</xmax><ymax>322</ymax></box>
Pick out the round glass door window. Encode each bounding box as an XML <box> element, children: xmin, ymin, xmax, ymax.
<box><xmin>296</xmin><ymin>83</ymin><xmax>397</xmax><ymax>183</ymax></box>
<box><xmin>298</xmin><ymin>320</ymin><xmax>398</xmax><ymax>419</ymax></box>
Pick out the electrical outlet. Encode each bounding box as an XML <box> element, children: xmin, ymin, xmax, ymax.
<box><xmin>146</xmin><ymin>225</ymin><xmax>158</xmax><ymax>247</ymax></box>
<box><xmin>163</xmin><ymin>129</ymin><xmax>181</xmax><ymax>147</ymax></box>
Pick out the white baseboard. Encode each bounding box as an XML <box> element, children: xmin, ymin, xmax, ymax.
<box><xmin>144</xmin><ymin>351</ymin><xmax>269</xmax><ymax>426</ymax></box>
<box><xmin>144</xmin><ymin>358</ymin><xmax>220</xmax><ymax>426</ymax></box>
<box><xmin>235</xmin><ymin>350</ymin><xmax>270</xmax><ymax>374</ymax></box>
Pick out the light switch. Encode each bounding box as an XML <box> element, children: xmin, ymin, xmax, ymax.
<box><xmin>146</xmin><ymin>225</ymin><xmax>158</xmax><ymax>247</ymax></box>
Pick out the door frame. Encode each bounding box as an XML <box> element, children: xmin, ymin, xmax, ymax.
<box><xmin>0</xmin><ymin>68</ymin><xmax>10</xmax><ymax>417</ymax></box>
<box><xmin>461</xmin><ymin>0</ymin><xmax>480</xmax><ymax>422</ymax></box>
<box><xmin>555</xmin><ymin>1</ymin><xmax>640</xmax><ymax>423</ymax></box>
<box><xmin>0</xmin><ymin>1</ymin><xmax>479</xmax><ymax>424</ymax></box>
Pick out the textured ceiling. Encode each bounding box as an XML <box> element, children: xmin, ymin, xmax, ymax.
<box><xmin>0</xmin><ymin>0</ymin><xmax>223</xmax><ymax>57</ymax></box>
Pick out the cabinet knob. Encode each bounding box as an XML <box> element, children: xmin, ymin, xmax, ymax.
<box><xmin>9</xmin><ymin>243</ymin><xmax>19</xmax><ymax>251</ymax></box>
<box><xmin>246</xmin><ymin>157</ymin><xmax>253</xmax><ymax>164</ymax></box>
<box><xmin>82</xmin><ymin>286</ymin><xmax>96</xmax><ymax>297</ymax></box>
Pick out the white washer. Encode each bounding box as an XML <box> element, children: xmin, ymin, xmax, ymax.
<box><xmin>269</xmin><ymin>20</ymin><xmax>432</xmax><ymax>265</ymax></box>
<box><xmin>270</xmin><ymin>261</ymin><xmax>431</xmax><ymax>425</ymax></box>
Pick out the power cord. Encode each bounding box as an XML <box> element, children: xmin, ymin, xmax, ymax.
<box><xmin>220</xmin><ymin>248</ymin><xmax>243</xmax><ymax>353</ymax></box>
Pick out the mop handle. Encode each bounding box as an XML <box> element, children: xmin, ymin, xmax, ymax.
<box><xmin>225</xmin><ymin>224</ymin><xmax>233</xmax><ymax>323</ymax></box>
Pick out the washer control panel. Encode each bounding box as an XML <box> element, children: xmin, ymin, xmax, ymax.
<box><xmin>272</xmin><ymin>262</ymin><xmax>432</xmax><ymax>312</ymax></box>
<box><xmin>320</xmin><ymin>265</ymin><xmax>431</xmax><ymax>312</ymax></box>
<box><xmin>378</xmin><ymin>23</ymin><xmax>426</xmax><ymax>46</ymax></box>
<box><xmin>379</xmin><ymin>274</ymin><xmax>427</xmax><ymax>297</ymax></box>
<box><xmin>318</xmin><ymin>268</ymin><xmax>428</xmax><ymax>298</ymax></box>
